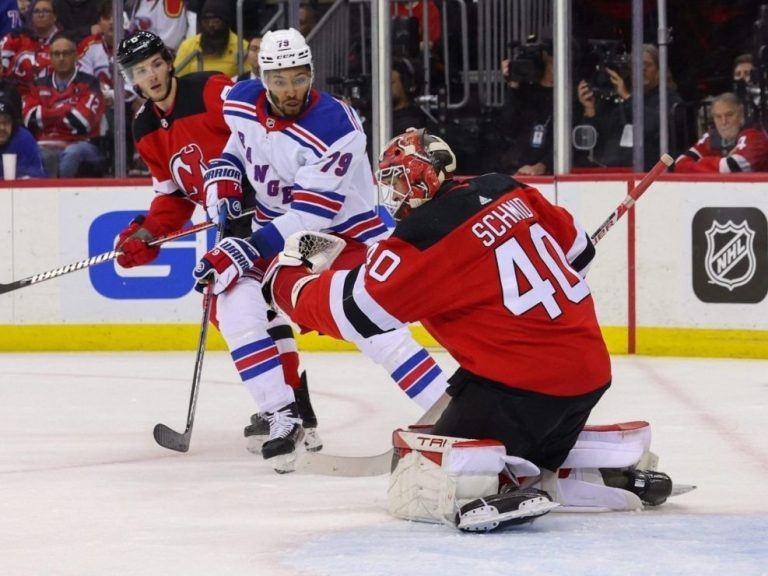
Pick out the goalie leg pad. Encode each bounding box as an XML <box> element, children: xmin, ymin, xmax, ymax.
<box><xmin>537</xmin><ymin>469</ymin><xmax>643</xmax><ymax>512</ymax></box>
<box><xmin>387</xmin><ymin>429</ymin><xmax>541</xmax><ymax>527</ymax></box>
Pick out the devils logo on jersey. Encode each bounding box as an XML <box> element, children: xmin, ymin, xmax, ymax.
<box><xmin>170</xmin><ymin>143</ymin><xmax>206</xmax><ymax>203</ymax></box>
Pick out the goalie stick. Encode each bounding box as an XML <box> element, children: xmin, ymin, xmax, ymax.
<box><xmin>0</xmin><ymin>208</ymin><xmax>257</xmax><ymax>296</ymax></box>
<box><xmin>297</xmin><ymin>155</ymin><xmax>675</xmax><ymax>477</ymax></box>
<box><xmin>152</xmin><ymin>204</ymin><xmax>228</xmax><ymax>453</ymax></box>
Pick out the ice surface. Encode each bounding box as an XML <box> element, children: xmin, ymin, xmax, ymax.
<box><xmin>1</xmin><ymin>352</ymin><xmax>766</xmax><ymax>575</ymax></box>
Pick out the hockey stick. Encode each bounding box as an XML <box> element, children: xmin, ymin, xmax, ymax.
<box><xmin>590</xmin><ymin>154</ymin><xmax>674</xmax><ymax>245</ymax></box>
<box><xmin>297</xmin><ymin>156</ymin><xmax>675</xmax><ymax>477</ymax></box>
<box><xmin>153</xmin><ymin>205</ymin><xmax>228</xmax><ymax>452</ymax></box>
<box><xmin>0</xmin><ymin>208</ymin><xmax>256</xmax><ymax>296</ymax></box>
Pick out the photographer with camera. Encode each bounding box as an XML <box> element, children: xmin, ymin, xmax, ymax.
<box><xmin>498</xmin><ymin>34</ymin><xmax>554</xmax><ymax>176</ymax></box>
<box><xmin>576</xmin><ymin>43</ymin><xmax>682</xmax><ymax>170</ymax></box>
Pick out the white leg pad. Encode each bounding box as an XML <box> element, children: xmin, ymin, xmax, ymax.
<box><xmin>537</xmin><ymin>470</ymin><xmax>643</xmax><ymax>512</ymax></box>
<box><xmin>387</xmin><ymin>430</ymin><xmax>538</xmax><ymax>525</ymax></box>
<box><xmin>561</xmin><ymin>421</ymin><xmax>653</xmax><ymax>469</ymax></box>
<box><xmin>560</xmin><ymin>440</ymin><xmax>645</xmax><ymax>469</ymax></box>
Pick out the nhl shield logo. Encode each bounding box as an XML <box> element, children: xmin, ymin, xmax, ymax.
<box><xmin>703</xmin><ymin>220</ymin><xmax>756</xmax><ymax>291</ymax></box>
<box><xmin>692</xmin><ymin>207</ymin><xmax>767</xmax><ymax>303</ymax></box>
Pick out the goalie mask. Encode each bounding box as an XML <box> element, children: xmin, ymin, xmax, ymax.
<box><xmin>376</xmin><ymin>128</ymin><xmax>457</xmax><ymax>220</ymax></box>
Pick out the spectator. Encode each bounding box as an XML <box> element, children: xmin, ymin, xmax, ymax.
<box><xmin>0</xmin><ymin>0</ymin><xmax>58</xmax><ymax>97</ymax></box>
<box><xmin>733</xmin><ymin>53</ymin><xmax>753</xmax><ymax>84</ymax></box>
<box><xmin>77</xmin><ymin>0</ymin><xmax>116</xmax><ymax>94</ymax></box>
<box><xmin>23</xmin><ymin>31</ymin><xmax>105</xmax><ymax>177</ymax></box>
<box><xmin>127</xmin><ymin>0</ymin><xmax>187</xmax><ymax>53</ymax></box>
<box><xmin>675</xmin><ymin>92</ymin><xmax>768</xmax><ymax>173</ymax></box>
<box><xmin>235</xmin><ymin>34</ymin><xmax>260</xmax><ymax>82</ymax></box>
<box><xmin>1</xmin><ymin>0</ymin><xmax>22</xmax><ymax>37</ymax></box>
<box><xmin>391</xmin><ymin>57</ymin><xmax>432</xmax><ymax>136</ymax></box>
<box><xmin>79</xmin><ymin>0</ymin><xmax>137</xmax><ymax>174</ymax></box>
<box><xmin>173</xmin><ymin>0</ymin><xmax>248</xmax><ymax>77</ymax></box>
<box><xmin>731</xmin><ymin>53</ymin><xmax>759</xmax><ymax>117</ymax></box>
<box><xmin>0</xmin><ymin>77</ymin><xmax>22</xmax><ymax>115</ymax></box>
<box><xmin>298</xmin><ymin>3</ymin><xmax>316</xmax><ymax>38</ymax></box>
<box><xmin>576</xmin><ymin>43</ymin><xmax>683</xmax><ymax>170</ymax></box>
<box><xmin>498</xmin><ymin>35</ymin><xmax>554</xmax><ymax>176</ymax></box>
<box><xmin>392</xmin><ymin>0</ymin><xmax>441</xmax><ymax>49</ymax></box>
<box><xmin>52</xmin><ymin>0</ymin><xmax>101</xmax><ymax>44</ymax></box>
<box><xmin>0</xmin><ymin>96</ymin><xmax>46</xmax><ymax>178</ymax></box>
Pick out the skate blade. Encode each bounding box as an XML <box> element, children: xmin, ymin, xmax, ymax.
<box><xmin>458</xmin><ymin>498</ymin><xmax>560</xmax><ymax>532</ymax></box>
<box><xmin>670</xmin><ymin>483</ymin><xmax>697</xmax><ymax>497</ymax></box>
<box><xmin>303</xmin><ymin>428</ymin><xmax>323</xmax><ymax>453</ymax></box>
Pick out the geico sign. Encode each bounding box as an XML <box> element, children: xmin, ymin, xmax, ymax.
<box><xmin>88</xmin><ymin>211</ymin><xmax>215</xmax><ymax>300</ymax></box>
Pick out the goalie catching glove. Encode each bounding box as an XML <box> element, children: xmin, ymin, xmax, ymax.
<box><xmin>262</xmin><ymin>231</ymin><xmax>346</xmax><ymax>317</ymax></box>
<box><xmin>204</xmin><ymin>159</ymin><xmax>243</xmax><ymax>224</ymax></box>
<box><xmin>116</xmin><ymin>215</ymin><xmax>161</xmax><ymax>268</ymax></box>
<box><xmin>193</xmin><ymin>237</ymin><xmax>259</xmax><ymax>295</ymax></box>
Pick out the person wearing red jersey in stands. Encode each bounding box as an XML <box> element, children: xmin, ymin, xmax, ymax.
<box><xmin>675</xmin><ymin>92</ymin><xmax>768</xmax><ymax>173</ymax></box>
<box><xmin>0</xmin><ymin>0</ymin><xmax>58</xmax><ymax>96</ymax></box>
<box><xmin>23</xmin><ymin>31</ymin><xmax>105</xmax><ymax>176</ymax></box>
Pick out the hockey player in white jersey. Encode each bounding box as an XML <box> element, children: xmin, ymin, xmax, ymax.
<box><xmin>192</xmin><ymin>28</ymin><xmax>449</xmax><ymax>472</ymax></box>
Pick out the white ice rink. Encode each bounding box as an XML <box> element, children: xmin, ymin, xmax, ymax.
<box><xmin>1</xmin><ymin>350</ymin><xmax>767</xmax><ymax>576</ymax></box>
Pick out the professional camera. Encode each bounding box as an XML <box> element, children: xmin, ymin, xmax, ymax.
<box><xmin>506</xmin><ymin>37</ymin><xmax>549</xmax><ymax>84</ymax></box>
<box><xmin>586</xmin><ymin>40</ymin><xmax>630</xmax><ymax>101</ymax></box>
<box><xmin>326</xmin><ymin>75</ymin><xmax>370</xmax><ymax>117</ymax></box>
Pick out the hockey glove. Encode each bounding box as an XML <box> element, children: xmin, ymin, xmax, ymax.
<box><xmin>262</xmin><ymin>231</ymin><xmax>346</xmax><ymax>315</ymax></box>
<box><xmin>116</xmin><ymin>215</ymin><xmax>160</xmax><ymax>268</ymax></box>
<box><xmin>193</xmin><ymin>237</ymin><xmax>260</xmax><ymax>295</ymax></box>
<box><xmin>204</xmin><ymin>159</ymin><xmax>243</xmax><ymax>224</ymax></box>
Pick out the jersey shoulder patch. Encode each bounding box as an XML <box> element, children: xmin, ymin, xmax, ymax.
<box><xmin>295</xmin><ymin>91</ymin><xmax>360</xmax><ymax>147</ymax></box>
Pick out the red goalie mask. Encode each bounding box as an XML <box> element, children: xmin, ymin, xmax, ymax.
<box><xmin>376</xmin><ymin>128</ymin><xmax>457</xmax><ymax>220</ymax></box>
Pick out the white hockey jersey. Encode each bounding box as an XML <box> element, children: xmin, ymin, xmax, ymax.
<box><xmin>221</xmin><ymin>79</ymin><xmax>389</xmax><ymax>259</ymax></box>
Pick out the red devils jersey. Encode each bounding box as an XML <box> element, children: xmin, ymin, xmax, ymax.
<box><xmin>133</xmin><ymin>72</ymin><xmax>233</xmax><ymax>235</ymax></box>
<box><xmin>675</xmin><ymin>128</ymin><xmax>768</xmax><ymax>173</ymax></box>
<box><xmin>23</xmin><ymin>70</ymin><xmax>105</xmax><ymax>144</ymax></box>
<box><xmin>283</xmin><ymin>174</ymin><xmax>611</xmax><ymax>397</ymax></box>
<box><xmin>0</xmin><ymin>28</ymin><xmax>55</xmax><ymax>96</ymax></box>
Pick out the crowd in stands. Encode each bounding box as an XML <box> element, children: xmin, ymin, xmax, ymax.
<box><xmin>1</xmin><ymin>0</ymin><xmax>768</xmax><ymax>179</ymax></box>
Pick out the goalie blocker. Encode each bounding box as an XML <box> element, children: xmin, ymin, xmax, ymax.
<box><xmin>388</xmin><ymin>421</ymin><xmax>673</xmax><ymax>533</ymax></box>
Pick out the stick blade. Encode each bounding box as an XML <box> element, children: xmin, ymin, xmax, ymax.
<box><xmin>153</xmin><ymin>423</ymin><xmax>191</xmax><ymax>453</ymax></box>
<box><xmin>295</xmin><ymin>449</ymin><xmax>394</xmax><ymax>476</ymax></box>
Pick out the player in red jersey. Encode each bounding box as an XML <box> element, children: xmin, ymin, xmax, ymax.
<box><xmin>113</xmin><ymin>30</ymin><xmax>322</xmax><ymax>457</ymax></box>
<box><xmin>675</xmin><ymin>92</ymin><xmax>768</xmax><ymax>173</ymax></box>
<box><xmin>265</xmin><ymin>128</ymin><xmax>674</xmax><ymax>530</ymax></box>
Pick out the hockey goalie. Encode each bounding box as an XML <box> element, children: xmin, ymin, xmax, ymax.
<box><xmin>262</xmin><ymin>128</ymin><xmax>680</xmax><ymax>532</ymax></box>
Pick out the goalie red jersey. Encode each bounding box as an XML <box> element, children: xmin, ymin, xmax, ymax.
<box><xmin>281</xmin><ymin>173</ymin><xmax>611</xmax><ymax>397</ymax></box>
<box><xmin>133</xmin><ymin>71</ymin><xmax>233</xmax><ymax>235</ymax></box>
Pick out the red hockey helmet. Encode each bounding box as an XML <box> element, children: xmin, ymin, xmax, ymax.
<box><xmin>376</xmin><ymin>128</ymin><xmax>457</xmax><ymax>220</ymax></box>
